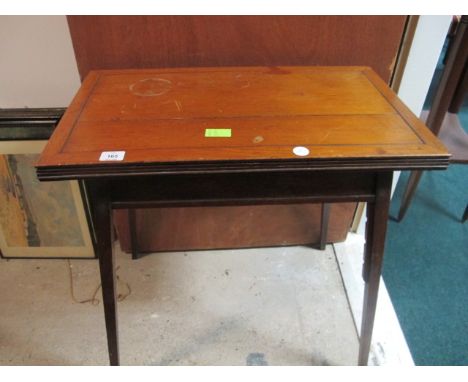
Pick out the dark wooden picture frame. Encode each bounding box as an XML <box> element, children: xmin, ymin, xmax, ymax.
<box><xmin>0</xmin><ymin>108</ymin><xmax>95</xmax><ymax>259</ymax></box>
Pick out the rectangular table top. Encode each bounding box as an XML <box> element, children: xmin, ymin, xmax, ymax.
<box><xmin>36</xmin><ymin>66</ymin><xmax>449</xmax><ymax>180</ymax></box>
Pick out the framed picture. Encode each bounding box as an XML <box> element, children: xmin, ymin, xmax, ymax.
<box><xmin>0</xmin><ymin>109</ymin><xmax>94</xmax><ymax>258</ymax></box>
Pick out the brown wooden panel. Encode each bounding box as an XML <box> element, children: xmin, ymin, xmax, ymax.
<box><xmin>67</xmin><ymin>16</ymin><xmax>406</xmax><ymax>83</ymax></box>
<box><xmin>65</xmin><ymin>16</ymin><xmax>408</xmax><ymax>252</ymax></box>
<box><xmin>114</xmin><ymin>203</ymin><xmax>356</xmax><ymax>253</ymax></box>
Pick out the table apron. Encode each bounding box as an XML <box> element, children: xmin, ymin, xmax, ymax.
<box><xmin>82</xmin><ymin>170</ymin><xmax>382</xmax><ymax>209</ymax></box>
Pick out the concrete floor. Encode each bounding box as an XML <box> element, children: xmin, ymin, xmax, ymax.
<box><xmin>0</xmin><ymin>244</ymin><xmax>359</xmax><ymax>365</ymax></box>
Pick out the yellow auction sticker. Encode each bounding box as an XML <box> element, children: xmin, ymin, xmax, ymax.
<box><xmin>204</xmin><ymin>128</ymin><xmax>232</xmax><ymax>138</ymax></box>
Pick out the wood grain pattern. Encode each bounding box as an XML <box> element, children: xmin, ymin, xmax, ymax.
<box><xmin>67</xmin><ymin>16</ymin><xmax>406</xmax><ymax>83</ymax></box>
<box><xmin>0</xmin><ymin>156</ymin><xmax>28</xmax><ymax>246</ymax></box>
<box><xmin>64</xmin><ymin>16</ymin><xmax>408</xmax><ymax>252</ymax></box>
<box><xmin>115</xmin><ymin>203</ymin><xmax>355</xmax><ymax>253</ymax></box>
<box><xmin>36</xmin><ymin>66</ymin><xmax>449</xmax><ymax>178</ymax></box>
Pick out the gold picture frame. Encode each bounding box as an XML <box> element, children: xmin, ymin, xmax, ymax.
<box><xmin>0</xmin><ymin>140</ymin><xmax>94</xmax><ymax>258</ymax></box>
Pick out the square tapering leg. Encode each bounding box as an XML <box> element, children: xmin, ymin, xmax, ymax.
<box><xmin>85</xmin><ymin>179</ymin><xmax>120</xmax><ymax>366</ymax></box>
<box><xmin>358</xmin><ymin>172</ymin><xmax>392</xmax><ymax>366</ymax></box>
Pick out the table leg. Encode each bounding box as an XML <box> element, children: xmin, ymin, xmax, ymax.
<box><xmin>396</xmin><ymin>170</ymin><xmax>423</xmax><ymax>222</ymax></box>
<box><xmin>358</xmin><ymin>172</ymin><xmax>392</xmax><ymax>366</ymax></box>
<box><xmin>85</xmin><ymin>180</ymin><xmax>120</xmax><ymax>366</ymax></box>
<box><xmin>319</xmin><ymin>203</ymin><xmax>330</xmax><ymax>250</ymax></box>
<box><xmin>128</xmin><ymin>209</ymin><xmax>140</xmax><ymax>260</ymax></box>
<box><xmin>462</xmin><ymin>204</ymin><xmax>468</xmax><ymax>223</ymax></box>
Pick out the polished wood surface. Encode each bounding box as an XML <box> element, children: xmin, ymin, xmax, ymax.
<box><xmin>67</xmin><ymin>16</ymin><xmax>406</xmax><ymax>83</ymax></box>
<box><xmin>36</xmin><ymin>66</ymin><xmax>448</xmax><ymax>179</ymax></box>
<box><xmin>66</xmin><ymin>16</ymin><xmax>407</xmax><ymax>252</ymax></box>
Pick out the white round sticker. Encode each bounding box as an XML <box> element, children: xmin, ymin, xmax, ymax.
<box><xmin>293</xmin><ymin>146</ymin><xmax>310</xmax><ymax>157</ymax></box>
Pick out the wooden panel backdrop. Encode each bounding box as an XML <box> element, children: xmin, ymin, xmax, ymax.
<box><xmin>67</xmin><ymin>16</ymin><xmax>407</xmax><ymax>253</ymax></box>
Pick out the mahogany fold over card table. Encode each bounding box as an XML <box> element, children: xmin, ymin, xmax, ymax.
<box><xmin>36</xmin><ymin>66</ymin><xmax>449</xmax><ymax>365</ymax></box>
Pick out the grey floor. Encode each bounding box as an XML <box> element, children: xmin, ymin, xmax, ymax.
<box><xmin>0</xmin><ymin>244</ymin><xmax>359</xmax><ymax>365</ymax></box>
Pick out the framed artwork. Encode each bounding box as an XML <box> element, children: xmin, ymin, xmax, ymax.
<box><xmin>0</xmin><ymin>109</ymin><xmax>94</xmax><ymax>258</ymax></box>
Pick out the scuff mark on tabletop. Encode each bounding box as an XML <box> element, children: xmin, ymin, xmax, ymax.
<box><xmin>174</xmin><ymin>100</ymin><xmax>182</xmax><ymax>111</ymax></box>
<box><xmin>129</xmin><ymin>78</ymin><xmax>173</xmax><ymax>97</ymax></box>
